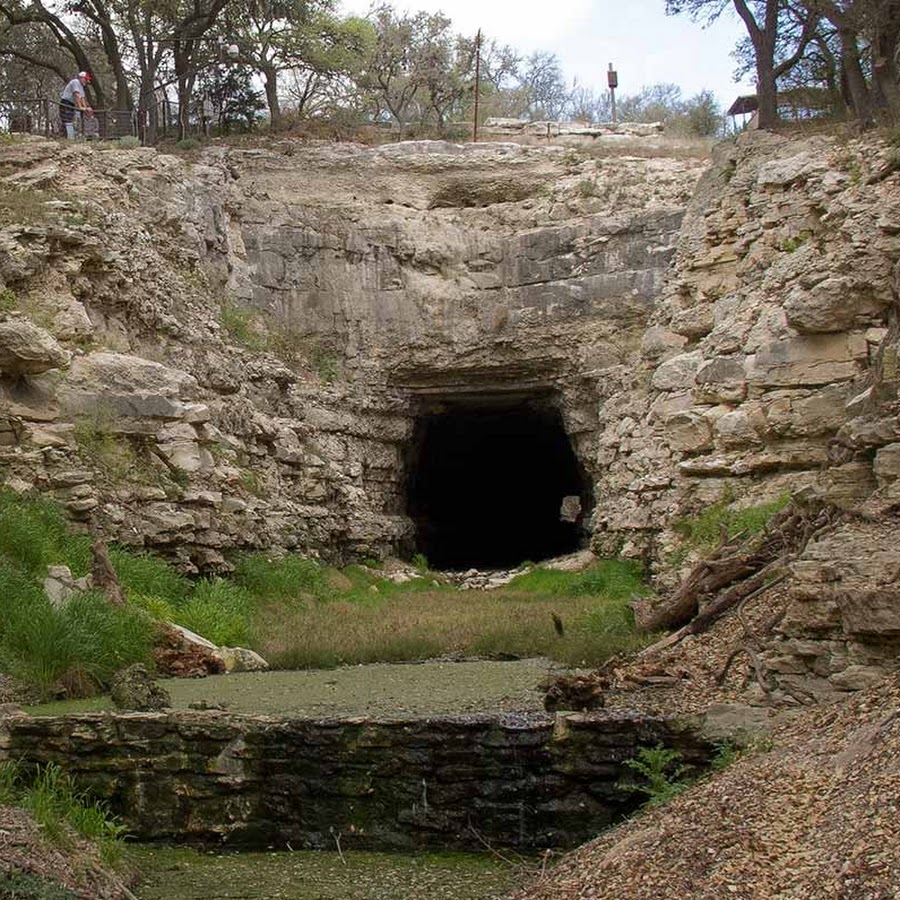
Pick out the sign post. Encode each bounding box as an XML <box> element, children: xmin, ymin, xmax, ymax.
<box><xmin>473</xmin><ymin>29</ymin><xmax>482</xmax><ymax>142</ymax></box>
<box><xmin>608</xmin><ymin>63</ymin><xmax>618</xmax><ymax>126</ymax></box>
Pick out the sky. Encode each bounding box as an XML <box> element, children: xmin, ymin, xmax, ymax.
<box><xmin>338</xmin><ymin>0</ymin><xmax>756</xmax><ymax>112</ymax></box>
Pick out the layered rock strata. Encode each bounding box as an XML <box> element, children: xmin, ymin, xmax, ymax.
<box><xmin>0</xmin><ymin>137</ymin><xmax>699</xmax><ymax>567</ymax></box>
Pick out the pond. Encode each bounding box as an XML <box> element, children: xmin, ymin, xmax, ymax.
<box><xmin>26</xmin><ymin>659</ymin><xmax>559</xmax><ymax>719</ymax></box>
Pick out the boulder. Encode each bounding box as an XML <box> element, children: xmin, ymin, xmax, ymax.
<box><xmin>0</xmin><ymin>318</ymin><xmax>70</xmax><ymax>375</ymax></box>
<box><xmin>746</xmin><ymin>334</ymin><xmax>867</xmax><ymax>387</ymax></box>
<box><xmin>695</xmin><ymin>355</ymin><xmax>746</xmax><ymax>403</ymax></box>
<box><xmin>651</xmin><ymin>350</ymin><xmax>703</xmax><ymax>391</ymax></box>
<box><xmin>43</xmin><ymin>565</ymin><xmax>91</xmax><ymax>608</ymax></box>
<box><xmin>110</xmin><ymin>664</ymin><xmax>171</xmax><ymax>711</ymax></box>
<box><xmin>783</xmin><ymin>278</ymin><xmax>878</xmax><ymax>334</ymax></box>
<box><xmin>756</xmin><ymin>150</ymin><xmax>830</xmax><ymax>188</ymax></box>
<box><xmin>216</xmin><ymin>647</ymin><xmax>269</xmax><ymax>673</ymax></box>
<box><xmin>59</xmin><ymin>351</ymin><xmax>198</xmax><ymax>419</ymax></box>
<box><xmin>663</xmin><ymin>410</ymin><xmax>713</xmax><ymax>452</ymax></box>
<box><xmin>154</xmin><ymin>625</ymin><xmax>226</xmax><ymax>678</ymax></box>
<box><xmin>829</xmin><ymin>665</ymin><xmax>886</xmax><ymax>692</ymax></box>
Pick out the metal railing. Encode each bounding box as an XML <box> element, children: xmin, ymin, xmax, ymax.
<box><xmin>0</xmin><ymin>98</ymin><xmax>137</xmax><ymax>140</ymax></box>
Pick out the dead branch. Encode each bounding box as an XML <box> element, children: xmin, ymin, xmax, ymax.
<box><xmin>737</xmin><ymin>575</ymin><xmax>789</xmax><ymax>646</ymax></box>
<box><xmin>688</xmin><ymin>568</ymin><xmax>789</xmax><ymax>637</ymax></box>
<box><xmin>716</xmin><ymin>645</ymin><xmax>771</xmax><ymax>695</ymax></box>
<box><xmin>90</xmin><ymin>539</ymin><xmax>126</xmax><ymax>606</ymax></box>
<box><xmin>635</xmin><ymin>504</ymin><xmax>836</xmax><ymax>637</ymax></box>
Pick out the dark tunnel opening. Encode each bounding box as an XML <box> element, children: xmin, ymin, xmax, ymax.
<box><xmin>404</xmin><ymin>397</ymin><xmax>593</xmax><ymax>571</ymax></box>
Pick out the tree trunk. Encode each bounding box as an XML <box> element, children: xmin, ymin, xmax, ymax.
<box><xmin>839</xmin><ymin>26</ymin><xmax>874</xmax><ymax>127</ymax></box>
<box><xmin>262</xmin><ymin>64</ymin><xmax>281</xmax><ymax>129</ymax></box>
<box><xmin>755</xmin><ymin>63</ymin><xmax>779</xmax><ymax>129</ymax></box>
<box><xmin>137</xmin><ymin>72</ymin><xmax>158</xmax><ymax>144</ymax></box>
<box><xmin>732</xmin><ymin>0</ymin><xmax>779</xmax><ymax>129</ymax></box>
<box><xmin>872</xmin><ymin>19</ymin><xmax>900</xmax><ymax>120</ymax></box>
<box><xmin>174</xmin><ymin>43</ymin><xmax>192</xmax><ymax>141</ymax></box>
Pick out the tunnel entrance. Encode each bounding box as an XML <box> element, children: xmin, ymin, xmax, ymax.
<box><xmin>404</xmin><ymin>396</ymin><xmax>592</xmax><ymax>571</ymax></box>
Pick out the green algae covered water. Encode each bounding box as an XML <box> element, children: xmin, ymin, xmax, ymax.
<box><xmin>26</xmin><ymin>659</ymin><xmax>557</xmax><ymax>719</ymax></box>
<box><xmin>129</xmin><ymin>847</ymin><xmax>527</xmax><ymax>900</ymax></box>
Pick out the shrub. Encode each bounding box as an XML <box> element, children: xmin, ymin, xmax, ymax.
<box><xmin>623</xmin><ymin>744</ymin><xmax>690</xmax><ymax>807</ymax></box>
<box><xmin>237</xmin><ymin>469</ymin><xmax>268</xmax><ymax>497</ymax></box>
<box><xmin>711</xmin><ymin>738</ymin><xmax>742</xmax><ymax>771</ymax></box>
<box><xmin>220</xmin><ymin>300</ymin><xmax>265</xmax><ymax>348</ymax></box>
<box><xmin>116</xmin><ymin>135</ymin><xmax>140</xmax><ymax>148</ymax></box>
<box><xmin>73</xmin><ymin>412</ymin><xmax>142</xmax><ymax>484</ymax></box>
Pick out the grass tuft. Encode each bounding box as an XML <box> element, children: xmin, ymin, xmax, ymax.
<box><xmin>16</xmin><ymin>763</ymin><xmax>126</xmax><ymax>864</ymax></box>
<box><xmin>673</xmin><ymin>492</ymin><xmax>790</xmax><ymax>553</ymax></box>
<box><xmin>0</xmin><ymin>587</ymin><xmax>154</xmax><ymax>701</ymax></box>
<box><xmin>173</xmin><ymin>579</ymin><xmax>253</xmax><ymax>647</ymax></box>
<box><xmin>0</xmin><ymin>489</ymin><xmax>92</xmax><ymax>577</ymax></box>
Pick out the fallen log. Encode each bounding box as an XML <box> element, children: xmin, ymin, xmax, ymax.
<box><xmin>633</xmin><ymin>505</ymin><xmax>832</xmax><ymax>635</ymax></box>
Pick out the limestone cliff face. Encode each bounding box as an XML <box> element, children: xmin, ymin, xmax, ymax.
<box><xmin>0</xmin><ymin>137</ymin><xmax>699</xmax><ymax>568</ymax></box>
<box><xmin>588</xmin><ymin>130</ymin><xmax>900</xmax><ymax>690</ymax></box>
<box><xmin>593</xmin><ymin>131</ymin><xmax>900</xmax><ymax>557</ymax></box>
<box><xmin>1</xmin><ymin>130</ymin><xmax>898</xmax><ymax>685</ymax></box>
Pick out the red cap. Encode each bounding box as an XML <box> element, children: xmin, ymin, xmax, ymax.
<box><xmin>78</xmin><ymin>71</ymin><xmax>92</xmax><ymax>83</ymax></box>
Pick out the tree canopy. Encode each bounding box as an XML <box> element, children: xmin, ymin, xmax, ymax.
<box><xmin>6</xmin><ymin>0</ymin><xmax>890</xmax><ymax>140</ymax></box>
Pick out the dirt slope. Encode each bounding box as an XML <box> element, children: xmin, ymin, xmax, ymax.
<box><xmin>514</xmin><ymin>671</ymin><xmax>900</xmax><ymax>900</ymax></box>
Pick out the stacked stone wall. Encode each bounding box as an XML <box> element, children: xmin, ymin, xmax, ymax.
<box><xmin>1</xmin><ymin>711</ymin><xmax>711</xmax><ymax>850</ymax></box>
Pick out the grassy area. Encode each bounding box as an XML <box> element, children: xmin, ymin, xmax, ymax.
<box><xmin>0</xmin><ymin>491</ymin><xmax>154</xmax><ymax>701</ymax></box>
<box><xmin>0</xmin><ymin>761</ymin><xmax>126</xmax><ymax>865</ymax></box>
<box><xmin>0</xmin><ymin>489</ymin><xmax>651</xmax><ymax>702</ymax></box>
<box><xmin>244</xmin><ymin>555</ymin><xmax>649</xmax><ymax>669</ymax></box>
<box><xmin>128</xmin><ymin>846</ymin><xmax>526</xmax><ymax>900</ymax></box>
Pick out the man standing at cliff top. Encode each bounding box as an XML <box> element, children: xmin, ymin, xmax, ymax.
<box><xmin>60</xmin><ymin>72</ymin><xmax>92</xmax><ymax>140</ymax></box>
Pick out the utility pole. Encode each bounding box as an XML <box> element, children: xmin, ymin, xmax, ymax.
<box><xmin>608</xmin><ymin>63</ymin><xmax>618</xmax><ymax>125</ymax></box>
<box><xmin>472</xmin><ymin>29</ymin><xmax>482</xmax><ymax>142</ymax></box>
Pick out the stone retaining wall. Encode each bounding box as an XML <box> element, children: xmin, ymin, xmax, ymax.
<box><xmin>0</xmin><ymin>711</ymin><xmax>712</xmax><ymax>850</ymax></box>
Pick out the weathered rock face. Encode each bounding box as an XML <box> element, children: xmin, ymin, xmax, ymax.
<box><xmin>109</xmin><ymin>664</ymin><xmax>171</xmax><ymax>711</ymax></box>
<box><xmin>1</xmin><ymin>710</ymin><xmax>712</xmax><ymax>850</ymax></box>
<box><xmin>592</xmin><ymin>132</ymin><xmax>900</xmax><ymax>561</ymax></box>
<box><xmin>0</xmin><ymin>138</ymin><xmax>699</xmax><ymax>568</ymax></box>
<box><xmin>0</xmin><ymin>318</ymin><xmax>70</xmax><ymax>375</ymax></box>
<box><xmin>0</xmin><ymin>132</ymin><xmax>898</xmax><ymax>686</ymax></box>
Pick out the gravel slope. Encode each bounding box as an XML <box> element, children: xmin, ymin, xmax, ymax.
<box><xmin>512</xmin><ymin>667</ymin><xmax>900</xmax><ymax>899</ymax></box>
